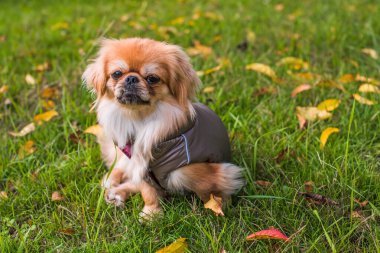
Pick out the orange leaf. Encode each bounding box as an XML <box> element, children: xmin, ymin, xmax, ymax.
<box><xmin>338</xmin><ymin>74</ymin><xmax>355</xmax><ymax>83</ymax></box>
<box><xmin>84</xmin><ymin>124</ymin><xmax>103</xmax><ymax>137</ymax></box>
<box><xmin>9</xmin><ymin>122</ymin><xmax>36</xmax><ymax>137</ymax></box>
<box><xmin>204</xmin><ymin>194</ymin><xmax>224</xmax><ymax>216</ymax></box>
<box><xmin>40</xmin><ymin>87</ymin><xmax>58</xmax><ymax>98</ymax></box>
<box><xmin>296</xmin><ymin>113</ymin><xmax>307</xmax><ymax>129</ymax></box>
<box><xmin>186</xmin><ymin>41</ymin><xmax>213</xmax><ymax>58</ymax></box>
<box><xmin>51</xmin><ymin>191</ymin><xmax>64</xmax><ymax>201</ymax></box>
<box><xmin>33</xmin><ymin>110</ymin><xmax>59</xmax><ymax>125</ymax></box>
<box><xmin>255</xmin><ymin>180</ymin><xmax>272</xmax><ymax>188</ymax></box>
<box><xmin>0</xmin><ymin>85</ymin><xmax>8</xmax><ymax>94</ymax></box>
<box><xmin>291</xmin><ymin>84</ymin><xmax>312</xmax><ymax>97</ymax></box>
<box><xmin>59</xmin><ymin>228</ymin><xmax>75</xmax><ymax>235</ymax></box>
<box><xmin>320</xmin><ymin>127</ymin><xmax>340</xmax><ymax>149</ymax></box>
<box><xmin>42</xmin><ymin>100</ymin><xmax>56</xmax><ymax>110</ymax></box>
<box><xmin>155</xmin><ymin>237</ymin><xmax>187</xmax><ymax>253</ymax></box>
<box><xmin>247</xmin><ymin>228</ymin><xmax>289</xmax><ymax>241</ymax></box>
<box><xmin>18</xmin><ymin>140</ymin><xmax>36</xmax><ymax>158</ymax></box>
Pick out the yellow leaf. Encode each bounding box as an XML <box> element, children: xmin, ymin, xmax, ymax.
<box><xmin>246</xmin><ymin>63</ymin><xmax>276</xmax><ymax>78</ymax></box>
<box><xmin>155</xmin><ymin>238</ymin><xmax>187</xmax><ymax>253</ymax></box>
<box><xmin>34</xmin><ymin>62</ymin><xmax>50</xmax><ymax>72</ymax></box>
<box><xmin>317</xmin><ymin>99</ymin><xmax>341</xmax><ymax>112</ymax></box>
<box><xmin>84</xmin><ymin>124</ymin><xmax>103</xmax><ymax>137</ymax></box>
<box><xmin>170</xmin><ymin>17</ymin><xmax>185</xmax><ymax>25</ymax></box>
<box><xmin>291</xmin><ymin>84</ymin><xmax>312</xmax><ymax>97</ymax></box>
<box><xmin>42</xmin><ymin>100</ymin><xmax>56</xmax><ymax>110</ymax></box>
<box><xmin>25</xmin><ymin>74</ymin><xmax>36</xmax><ymax>85</ymax></box>
<box><xmin>0</xmin><ymin>85</ymin><xmax>8</xmax><ymax>94</ymax></box>
<box><xmin>33</xmin><ymin>110</ymin><xmax>59</xmax><ymax>125</ymax></box>
<box><xmin>355</xmin><ymin>74</ymin><xmax>380</xmax><ymax>85</ymax></box>
<box><xmin>292</xmin><ymin>72</ymin><xmax>318</xmax><ymax>80</ymax></box>
<box><xmin>202</xmin><ymin>87</ymin><xmax>215</xmax><ymax>93</ymax></box>
<box><xmin>361</xmin><ymin>48</ymin><xmax>378</xmax><ymax>60</ymax></box>
<box><xmin>316</xmin><ymin>80</ymin><xmax>345</xmax><ymax>91</ymax></box>
<box><xmin>296</xmin><ymin>107</ymin><xmax>332</xmax><ymax>121</ymax></box>
<box><xmin>51</xmin><ymin>21</ymin><xmax>69</xmax><ymax>30</ymax></box>
<box><xmin>9</xmin><ymin>122</ymin><xmax>36</xmax><ymax>137</ymax></box>
<box><xmin>51</xmin><ymin>191</ymin><xmax>64</xmax><ymax>201</ymax></box>
<box><xmin>186</xmin><ymin>41</ymin><xmax>213</xmax><ymax>58</ymax></box>
<box><xmin>18</xmin><ymin>140</ymin><xmax>36</xmax><ymax>158</ymax></box>
<box><xmin>204</xmin><ymin>194</ymin><xmax>224</xmax><ymax>216</ymax></box>
<box><xmin>358</xmin><ymin>84</ymin><xmax>380</xmax><ymax>94</ymax></box>
<box><xmin>0</xmin><ymin>191</ymin><xmax>8</xmax><ymax>200</ymax></box>
<box><xmin>353</xmin><ymin>93</ymin><xmax>376</xmax><ymax>105</ymax></box>
<box><xmin>246</xmin><ymin>29</ymin><xmax>256</xmax><ymax>44</ymax></box>
<box><xmin>276</xmin><ymin>57</ymin><xmax>309</xmax><ymax>70</ymax></box>
<box><xmin>338</xmin><ymin>74</ymin><xmax>355</xmax><ymax>83</ymax></box>
<box><xmin>40</xmin><ymin>87</ymin><xmax>58</xmax><ymax>98</ymax></box>
<box><xmin>320</xmin><ymin>127</ymin><xmax>340</xmax><ymax>149</ymax></box>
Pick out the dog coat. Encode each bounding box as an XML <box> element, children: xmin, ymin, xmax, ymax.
<box><xmin>120</xmin><ymin>103</ymin><xmax>231</xmax><ymax>190</ymax></box>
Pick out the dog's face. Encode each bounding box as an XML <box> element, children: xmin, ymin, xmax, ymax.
<box><xmin>83</xmin><ymin>38</ymin><xmax>200</xmax><ymax>111</ymax></box>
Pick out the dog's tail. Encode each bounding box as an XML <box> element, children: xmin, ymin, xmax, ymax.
<box><xmin>167</xmin><ymin>163</ymin><xmax>245</xmax><ymax>202</ymax></box>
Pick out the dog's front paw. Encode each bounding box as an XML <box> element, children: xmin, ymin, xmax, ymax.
<box><xmin>139</xmin><ymin>206</ymin><xmax>163</xmax><ymax>222</ymax></box>
<box><xmin>104</xmin><ymin>188</ymin><xmax>128</xmax><ymax>207</ymax></box>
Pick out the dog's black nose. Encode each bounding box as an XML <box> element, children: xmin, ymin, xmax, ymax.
<box><xmin>125</xmin><ymin>75</ymin><xmax>139</xmax><ymax>86</ymax></box>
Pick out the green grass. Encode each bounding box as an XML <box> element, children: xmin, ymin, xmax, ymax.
<box><xmin>1</xmin><ymin>0</ymin><xmax>380</xmax><ymax>252</ymax></box>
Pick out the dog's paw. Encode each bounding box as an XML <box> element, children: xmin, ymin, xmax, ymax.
<box><xmin>101</xmin><ymin>175</ymin><xmax>114</xmax><ymax>189</ymax></box>
<box><xmin>104</xmin><ymin>189</ymin><xmax>126</xmax><ymax>207</ymax></box>
<box><xmin>139</xmin><ymin>206</ymin><xmax>163</xmax><ymax>222</ymax></box>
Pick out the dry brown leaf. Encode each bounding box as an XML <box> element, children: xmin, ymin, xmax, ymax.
<box><xmin>42</xmin><ymin>100</ymin><xmax>56</xmax><ymax>110</ymax></box>
<box><xmin>304</xmin><ymin>181</ymin><xmax>314</xmax><ymax>192</ymax></box>
<box><xmin>0</xmin><ymin>85</ymin><xmax>8</xmax><ymax>94</ymax></box>
<box><xmin>291</xmin><ymin>84</ymin><xmax>312</xmax><ymax>97</ymax></box>
<box><xmin>186</xmin><ymin>41</ymin><xmax>213</xmax><ymax>58</ymax></box>
<box><xmin>18</xmin><ymin>140</ymin><xmax>36</xmax><ymax>158</ymax></box>
<box><xmin>338</xmin><ymin>74</ymin><xmax>355</xmax><ymax>83</ymax></box>
<box><xmin>354</xmin><ymin>199</ymin><xmax>369</xmax><ymax>208</ymax></box>
<box><xmin>33</xmin><ymin>110</ymin><xmax>59</xmax><ymax>125</ymax></box>
<box><xmin>204</xmin><ymin>194</ymin><xmax>224</xmax><ymax>216</ymax></box>
<box><xmin>84</xmin><ymin>124</ymin><xmax>103</xmax><ymax>137</ymax></box>
<box><xmin>0</xmin><ymin>191</ymin><xmax>8</xmax><ymax>200</ymax></box>
<box><xmin>51</xmin><ymin>191</ymin><xmax>64</xmax><ymax>201</ymax></box>
<box><xmin>247</xmin><ymin>228</ymin><xmax>289</xmax><ymax>241</ymax></box>
<box><xmin>358</xmin><ymin>84</ymin><xmax>380</xmax><ymax>94</ymax></box>
<box><xmin>361</xmin><ymin>48</ymin><xmax>378</xmax><ymax>59</ymax></box>
<box><xmin>296</xmin><ymin>107</ymin><xmax>332</xmax><ymax>121</ymax></box>
<box><xmin>202</xmin><ymin>87</ymin><xmax>215</xmax><ymax>93</ymax></box>
<box><xmin>155</xmin><ymin>237</ymin><xmax>187</xmax><ymax>253</ymax></box>
<box><xmin>34</xmin><ymin>62</ymin><xmax>50</xmax><ymax>72</ymax></box>
<box><xmin>59</xmin><ymin>228</ymin><xmax>75</xmax><ymax>235</ymax></box>
<box><xmin>276</xmin><ymin>57</ymin><xmax>309</xmax><ymax>70</ymax></box>
<box><xmin>40</xmin><ymin>87</ymin><xmax>58</xmax><ymax>98</ymax></box>
<box><xmin>252</xmin><ymin>86</ymin><xmax>277</xmax><ymax>97</ymax></box>
<box><xmin>255</xmin><ymin>180</ymin><xmax>272</xmax><ymax>188</ymax></box>
<box><xmin>320</xmin><ymin>127</ymin><xmax>340</xmax><ymax>149</ymax></box>
<box><xmin>246</xmin><ymin>63</ymin><xmax>276</xmax><ymax>78</ymax></box>
<box><xmin>9</xmin><ymin>122</ymin><xmax>36</xmax><ymax>137</ymax></box>
<box><xmin>317</xmin><ymin>99</ymin><xmax>341</xmax><ymax>112</ymax></box>
<box><xmin>353</xmin><ymin>93</ymin><xmax>376</xmax><ymax>105</ymax></box>
<box><xmin>25</xmin><ymin>74</ymin><xmax>36</xmax><ymax>85</ymax></box>
<box><xmin>299</xmin><ymin>192</ymin><xmax>339</xmax><ymax>206</ymax></box>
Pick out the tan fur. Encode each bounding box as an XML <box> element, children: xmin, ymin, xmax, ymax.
<box><xmin>83</xmin><ymin>38</ymin><xmax>243</xmax><ymax>219</ymax></box>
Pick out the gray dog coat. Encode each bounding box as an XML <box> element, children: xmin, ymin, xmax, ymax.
<box><xmin>120</xmin><ymin>103</ymin><xmax>231</xmax><ymax>190</ymax></box>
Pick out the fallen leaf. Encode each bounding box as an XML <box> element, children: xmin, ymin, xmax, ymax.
<box><xmin>247</xmin><ymin>30</ymin><xmax>256</xmax><ymax>44</ymax></box>
<box><xmin>197</xmin><ymin>58</ymin><xmax>229</xmax><ymax>76</ymax></box>
<box><xmin>18</xmin><ymin>140</ymin><xmax>36</xmax><ymax>158</ymax></box>
<box><xmin>361</xmin><ymin>48</ymin><xmax>378</xmax><ymax>59</ymax></box>
<box><xmin>156</xmin><ymin>237</ymin><xmax>187</xmax><ymax>253</ymax></box>
<box><xmin>252</xmin><ymin>86</ymin><xmax>277</xmax><ymax>97</ymax></box>
<box><xmin>351</xmin><ymin>210</ymin><xmax>365</xmax><ymax>220</ymax></box>
<box><xmin>299</xmin><ymin>192</ymin><xmax>339</xmax><ymax>206</ymax></box>
<box><xmin>292</xmin><ymin>72</ymin><xmax>318</xmax><ymax>80</ymax></box>
<box><xmin>40</xmin><ymin>87</ymin><xmax>58</xmax><ymax>98</ymax></box>
<box><xmin>274</xmin><ymin>148</ymin><xmax>295</xmax><ymax>163</ymax></box>
<box><xmin>186</xmin><ymin>41</ymin><xmax>213</xmax><ymax>58</ymax></box>
<box><xmin>316</xmin><ymin>80</ymin><xmax>345</xmax><ymax>91</ymax></box>
<box><xmin>276</xmin><ymin>57</ymin><xmax>309</xmax><ymax>70</ymax></box>
<box><xmin>42</xmin><ymin>100</ymin><xmax>56</xmax><ymax>110</ymax></box>
<box><xmin>51</xmin><ymin>21</ymin><xmax>69</xmax><ymax>30</ymax></box>
<box><xmin>84</xmin><ymin>124</ymin><xmax>103</xmax><ymax>137</ymax></box>
<box><xmin>275</xmin><ymin>4</ymin><xmax>284</xmax><ymax>11</ymax></box>
<box><xmin>204</xmin><ymin>194</ymin><xmax>224</xmax><ymax>216</ymax></box>
<box><xmin>304</xmin><ymin>181</ymin><xmax>314</xmax><ymax>192</ymax></box>
<box><xmin>291</xmin><ymin>84</ymin><xmax>312</xmax><ymax>97</ymax></box>
<box><xmin>0</xmin><ymin>191</ymin><xmax>8</xmax><ymax>200</ymax></box>
<box><xmin>355</xmin><ymin>74</ymin><xmax>379</xmax><ymax>85</ymax></box>
<box><xmin>246</xmin><ymin>63</ymin><xmax>276</xmax><ymax>79</ymax></box>
<box><xmin>353</xmin><ymin>93</ymin><xmax>376</xmax><ymax>105</ymax></box>
<box><xmin>358</xmin><ymin>84</ymin><xmax>380</xmax><ymax>94</ymax></box>
<box><xmin>354</xmin><ymin>199</ymin><xmax>369</xmax><ymax>208</ymax></box>
<box><xmin>296</xmin><ymin>107</ymin><xmax>332</xmax><ymax>121</ymax></box>
<box><xmin>25</xmin><ymin>74</ymin><xmax>36</xmax><ymax>85</ymax></box>
<box><xmin>69</xmin><ymin>131</ymin><xmax>85</xmax><ymax>145</ymax></box>
<box><xmin>296</xmin><ymin>113</ymin><xmax>307</xmax><ymax>129</ymax></box>
<box><xmin>202</xmin><ymin>87</ymin><xmax>215</xmax><ymax>93</ymax></box>
<box><xmin>246</xmin><ymin>228</ymin><xmax>289</xmax><ymax>241</ymax></box>
<box><xmin>170</xmin><ymin>17</ymin><xmax>185</xmax><ymax>25</ymax></box>
<box><xmin>317</xmin><ymin>99</ymin><xmax>341</xmax><ymax>112</ymax></box>
<box><xmin>51</xmin><ymin>191</ymin><xmax>64</xmax><ymax>201</ymax></box>
<box><xmin>33</xmin><ymin>110</ymin><xmax>59</xmax><ymax>125</ymax></box>
<box><xmin>320</xmin><ymin>127</ymin><xmax>340</xmax><ymax>149</ymax></box>
<box><xmin>338</xmin><ymin>74</ymin><xmax>355</xmax><ymax>83</ymax></box>
<box><xmin>59</xmin><ymin>228</ymin><xmax>75</xmax><ymax>235</ymax></box>
<box><xmin>8</xmin><ymin>122</ymin><xmax>36</xmax><ymax>137</ymax></box>
<box><xmin>255</xmin><ymin>180</ymin><xmax>272</xmax><ymax>188</ymax></box>
<box><xmin>34</xmin><ymin>62</ymin><xmax>50</xmax><ymax>72</ymax></box>
<box><xmin>0</xmin><ymin>85</ymin><xmax>8</xmax><ymax>94</ymax></box>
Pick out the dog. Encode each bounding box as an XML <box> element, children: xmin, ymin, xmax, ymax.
<box><xmin>82</xmin><ymin>38</ymin><xmax>244</xmax><ymax>219</ymax></box>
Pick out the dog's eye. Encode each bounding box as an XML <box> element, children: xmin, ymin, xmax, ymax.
<box><xmin>146</xmin><ymin>75</ymin><xmax>160</xmax><ymax>85</ymax></box>
<box><xmin>111</xmin><ymin>71</ymin><xmax>123</xmax><ymax>80</ymax></box>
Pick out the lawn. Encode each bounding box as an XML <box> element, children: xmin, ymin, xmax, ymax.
<box><xmin>1</xmin><ymin>0</ymin><xmax>380</xmax><ymax>252</ymax></box>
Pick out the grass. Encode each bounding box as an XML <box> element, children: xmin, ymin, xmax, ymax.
<box><xmin>1</xmin><ymin>0</ymin><xmax>380</xmax><ymax>252</ymax></box>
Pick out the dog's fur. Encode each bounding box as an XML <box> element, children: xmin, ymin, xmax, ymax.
<box><xmin>82</xmin><ymin>38</ymin><xmax>244</xmax><ymax>218</ymax></box>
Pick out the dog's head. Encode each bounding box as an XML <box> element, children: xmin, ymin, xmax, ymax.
<box><xmin>82</xmin><ymin>38</ymin><xmax>200</xmax><ymax>112</ymax></box>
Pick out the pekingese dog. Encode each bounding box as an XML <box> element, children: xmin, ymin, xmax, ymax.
<box><xmin>82</xmin><ymin>38</ymin><xmax>244</xmax><ymax>219</ymax></box>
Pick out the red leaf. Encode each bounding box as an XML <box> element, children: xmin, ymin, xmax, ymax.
<box><xmin>246</xmin><ymin>228</ymin><xmax>289</xmax><ymax>241</ymax></box>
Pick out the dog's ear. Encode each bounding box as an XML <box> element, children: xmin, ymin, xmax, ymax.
<box><xmin>167</xmin><ymin>45</ymin><xmax>200</xmax><ymax>108</ymax></box>
<box><xmin>82</xmin><ymin>56</ymin><xmax>107</xmax><ymax>95</ymax></box>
